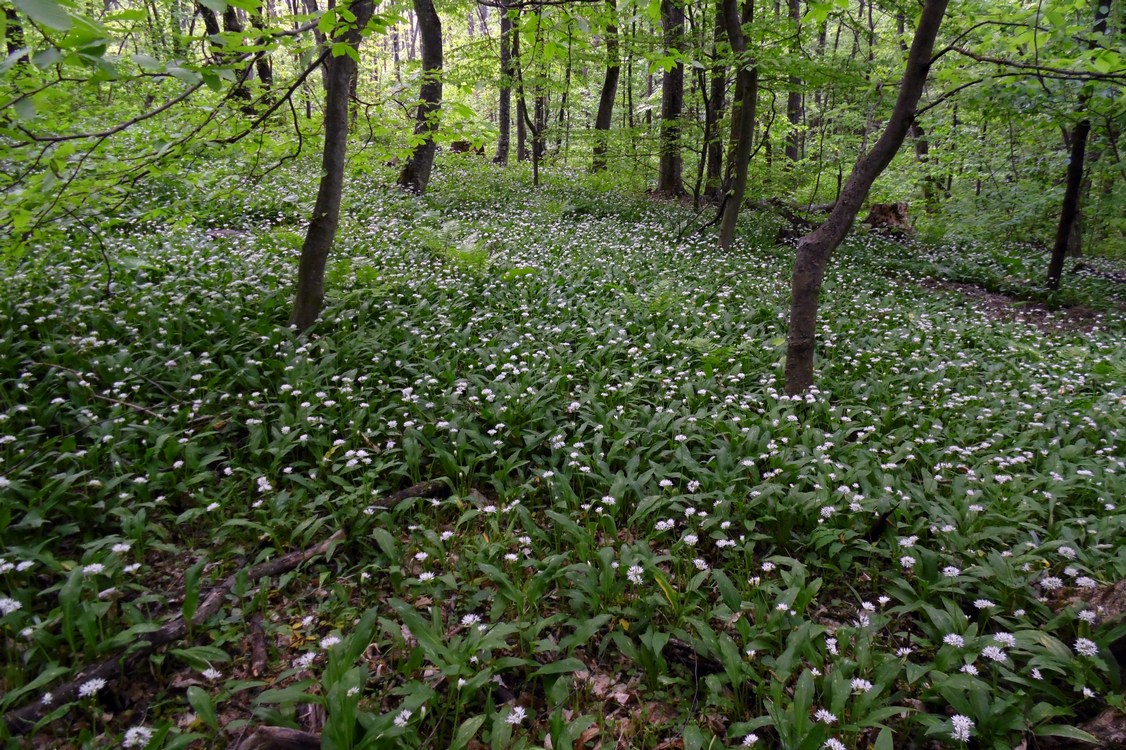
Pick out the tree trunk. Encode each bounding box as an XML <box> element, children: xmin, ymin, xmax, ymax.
<box><xmin>494</xmin><ymin>3</ymin><xmax>512</xmax><ymax>164</ymax></box>
<box><xmin>398</xmin><ymin>0</ymin><xmax>443</xmax><ymax>194</ymax></box>
<box><xmin>784</xmin><ymin>0</ymin><xmax>801</xmax><ymax>162</ymax></box>
<box><xmin>1047</xmin><ymin>119</ymin><xmax>1091</xmax><ymax>289</ymax></box>
<box><xmin>1046</xmin><ymin>2</ymin><xmax>1108</xmax><ymax>290</ymax></box>
<box><xmin>656</xmin><ymin>0</ymin><xmax>685</xmax><ymax>195</ymax></box>
<box><xmin>4</xmin><ymin>7</ymin><xmax>28</xmax><ymax>62</ymax></box>
<box><xmin>717</xmin><ymin>0</ymin><xmax>757</xmax><ymax>248</ymax></box>
<box><xmin>289</xmin><ymin>0</ymin><xmax>375</xmax><ymax>331</ymax></box>
<box><xmin>704</xmin><ymin>2</ymin><xmax>726</xmax><ymax>197</ymax></box>
<box><xmin>592</xmin><ymin>0</ymin><xmax>620</xmax><ymax>172</ymax></box>
<box><xmin>784</xmin><ymin>0</ymin><xmax>949</xmax><ymax>394</ymax></box>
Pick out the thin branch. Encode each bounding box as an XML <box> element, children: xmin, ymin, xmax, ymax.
<box><xmin>17</xmin><ymin>81</ymin><xmax>205</xmax><ymax>143</ymax></box>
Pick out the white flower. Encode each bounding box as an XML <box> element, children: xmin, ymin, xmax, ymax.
<box><xmin>943</xmin><ymin>634</ymin><xmax>965</xmax><ymax>648</ymax></box>
<box><xmin>814</xmin><ymin>709</ymin><xmax>837</xmax><ymax>724</ymax></box>
<box><xmin>627</xmin><ymin>565</ymin><xmax>644</xmax><ymax>585</ymax></box>
<box><xmin>123</xmin><ymin>726</ymin><xmax>154</xmax><ymax>748</ymax></box>
<box><xmin>1077</xmin><ymin>610</ymin><xmax>1097</xmax><ymax>624</ymax></box>
<box><xmin>201</xmin><ymin>667</ymin><xmax>222</xmax><ymax>680</ymax></box>
<box><xmin>347</xmin><ymin>686</ymin><xmax>360</xmax><ymax>697</ymax></box>
<box><xmin>960</xmin><ymin>664</ymin><xmax>979</xmax><ymax>676</ymax></box>
<box><xmin>41</xmin><ymin>692</ymin><xmax>54</xmax><ymax>706</ymax></box>
<box><xmin>993</xmin><ymin>632</ymin><xmax>1017</xmax><ymax>648</ymax></box>
<box><xmin>320</xmin><ymin>635</ymin><xmax>342</xmax><ymax>649</ymax></box>
<box><xmin>418</xmin><ymin>572</ymin><xmax>435</xmax><ymax>582</ymax></box>
<box><xmin>394</xmin><ymin>709</ymin><xmax>412</xmax><ymax>728</ymax></box>
<box><xmin>505</xmin><ymin>705</ymin><xmax>527</xmax><ymax>725</ymax></box>
<box><xmin>0</xmin><ymin>597</ymin><xmax>22</xmax><ymax>616</ymax></box>
<box><xmin>1074</xmin><ymin>638</ymin><xmax>1098</xmax><ymax>657</ymax></box>
<box><xmin>111</xmin><ymin>543</ymin><xmax>132</xmax><ymax>554</ymax></box>
<box><xmin>951</xmin><ymin>714</ymin><xmax>974</xmax><ymax>742</ymax></box>
<box><xmin>850</xmin><ymin>678</ymin><xmax>873</xmax><ymax>693</ymax></box>
<box><xmin>683</xmin><ymin>534</ymin><xmax>698</xmax><ymax>546</ymax></box>
<box><xmin>1040</xmin><ymin>576</ymin><xmax>1063</xmax><ymax>591</ymax></box>
<box><xmin>742</xmin><ymin>734</ymin><xmax>759</xmax><ymax>746</ymax></box>
<box><xmin>973</xmin><ymin>599</ymin><xmax>995</xmax><ymax>609</ymax></box>
<box><xmin>899</xmin><ymin>555</ymin><xmax>915</xmax><ymax>568</ymax></box>
<box><xmin>78</xmin><ymin>677</ymin><xmax>107</xmax><ymax>698</ymax></box>
<box><xmin>824</xmin><ymin>740</ymin><xmax>846</xmax><ymax>750</ymax></box>
<box><xmin>83</xmin><ymin>563</ymin><xmax>106</xmax><ymax>576</ymax></box>
<box><xmin>981</xmin><ymin>646</ymin><xmax>1007</xmax><ymax>662</ymax></box>
<box><xmin>1058</xmin><ymin>546</ymin><xmax>1077</xmax><ymax>560</ymax></box>
<box><xmin>461</xmin><ymin>613</ymin><xmax>481</xmax><ymax>627</ymax></box>
<box><xmin>942</xmin><ymin>566</ymin><xmax>961</xmax><ymax>578</ymax></box>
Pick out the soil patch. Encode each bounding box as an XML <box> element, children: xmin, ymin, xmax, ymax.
<box><xmin>920</xmin><ymin>278</ymin><xmax>1113</xmax><ymax>333</ymax></box>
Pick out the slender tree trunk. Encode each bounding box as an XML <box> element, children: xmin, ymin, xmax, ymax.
<box><xmin>717</xmin><ymin>0</ymin><xmax>757</xmax><ymax>248</ymax></box>
<box><xmin>494</xmin><ymin>4</ymin><xmax>512</xmax><ymax>163</ymax></box>
<box><xmin>4</xmin><ymin>7</ymin><xmax>28</xmax><ymax>61</ymax></box>
<box><xmin>289</xmin><ymin>0</ymin><xmax>375</xmax><ymax>331</ymax></box>
<box><xmin>656</xmin><ymin>0</ymin><xmax>685</xmax><ymax>195</ymax></box>
<box><xmin>784</xmin><ymin>0</ymin><xmax>801</xmax><ymax>162</ymax></box>
<box><xmin>398</xmin><ymin>0</ymin><xmax>443</xmax><ymax>194</ymax></box>
<box><xmin>592</xmin><ymin>0</ymin><xmax>620</xmax><ymax>171</ymax></box>
<box><xmin>704</xmin><ymin>1</ymin><xmax>726</xmax><ymax>197</ymax></box>
<box><xmin>784</xmin><ymin>0</ymin><xmax>949</xmax><ymax>394</ymax></box>
<box><xmin>1047</xmin><ymin>2</ymin><xmax>1108</xmax><ymax>290</ymax></box>
<box><xmin>555</xmin><ymin>19</ymin><xmax>572</xmax><ymax>153</ymax></box>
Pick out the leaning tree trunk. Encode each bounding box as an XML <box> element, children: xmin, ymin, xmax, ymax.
<box><xmin>1046</xmin><ymin>1</ymin><xmax>1108</xmax><ymax>290</ymax></box>
<box><xmin>494</xmin><ymin>2</ymin><xmax>512</xmax><ymax>164</ymax></box>
<box><xmin>784</xmin><ymin>0</ymin><xmax>948</xmax><ymax>394</ymax></box>
<box><xmin>655</xmin><ymin>0</ymin><xmax>685</xmax><ymax>195</ymax></box>
<box><xmin>289</xmin><ymin>0</ymin><xmax>376</xmax><ymax>331</ymax></box>
<box><xmin>717</xmin><ymin>0</ymin><xmax>757</xmax><ymax>248</ymax></box>
<box><xmin>398</xmin><ymin>0</ymin><xmax>443</xmax><ymax>193</ymax></box>
<box><xmin>592</xmin><ymin>0</ymin><xmax>620</xmax><ymax>172</ymax></box>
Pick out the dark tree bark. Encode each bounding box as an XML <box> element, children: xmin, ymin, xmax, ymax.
<box><xmin>784</xmin><ymin>0</ymin><xmax>801</xmax><ymax>162</ymax></box>
<box><xmin>555</xmin><ymin>20</ymin><xmax>572</xmax><ymax>153</ymax></box>
<box><xmin>398</xmin><ymin>0</ymin><xmax>443</xmax><ymax>194</ymax></box>
<box><xmin>513</xmin><ymin>18</ymin><xmax>528</xmax><ymax>162</ymax></box>
<box><xmin>784</xmin><ymin>0</ymin><xmax>949</xmax><ymax>394</ymax></box>
<box><xmin>592</xmin><ymin>0</ymin><xmax>620</xmax><ymax>172</ymax></box>
<box><xmin>250</xmin><ymin>4</ymin><xmax>275</xmax><ymax>95</ymax></box>
<box><xmin>494</xmin><ymin>2</ymin><xmax>512</xmax><ymax>164</ymax></box>
<box><xmin>1046</xmin><ymin>119</ymin><xmax>1090</xmax><ymax>289</ymax></box>
<box><xmin>288</xmin><ymin>0</ymin><xmax>375</xmax><ymax>331</ymax></box>
<box><xmin>1047</xmin><ymin>1</ymin><xmax>1109</xmax><ymax>290</ymax></box>
<box><xmin>656</xmin><ymin>0</ymin><xmax>685</xmax><ymax>195</ymax></box>
<box><xmin>704</xmin><ymin>1</ymin><xmax>726</xmax><ymax>197</ymax></box>
<box><xmin>533</xmin><ymin>92</ymin><xmax>547</xmax><ymax>160</ymax></box>
<box><xmin>4</xmin><ymin>7</ymin><xmax>28</xmax><ymax>62</ymax></box>
<box><xmin>717</xmin><ymin>0</ymin><xmax>757</xmax><ymax>248</ymax></box>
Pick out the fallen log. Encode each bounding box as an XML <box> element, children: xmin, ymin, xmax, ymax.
<box><xmin>235</xmin><ymin>726</ymin><xmax>322</xmax><ymax>750</ymax></box>
<box><xmin>2</xmin><ymin>530</ymin><xmax>345</xmax><ymax>736</ymax></box>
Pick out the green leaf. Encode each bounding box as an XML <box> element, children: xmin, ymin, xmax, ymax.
<box><xmin>450</xmin><ymin>715</ymin><xmax>486</xmax><ymax>750</ymax></box>
<box><xmin>182</xmin><ymin>558</ymin><xmax>207</xmax><ymax>623</ymax></box>
<box><xmin>874</xmin><ymin>728</ymin><xmax>894</xmax><ymax>750</ymax></box>
<box><xmin>533</xmin><ymin>657</ymin><xmax>586</xmax><ymax>676</ymax></box>
<box><xmin>197</xmin><ymin>0</ymin><xmax>226</xmax><ymax>12</ymax></box>
<box><xmin>12</xmin><ymin>0</ymin><xmax>72</xmax><ymax>31</ymax></box>
<box><xmin>187</xmin><ymin>686</ymin><xmax>219</xmax><ymax>731</ymax></box>
<box><xmin>1034</xmin><ymin>725</ymin><xmax>1100</xmax><ymax>744</ymax></box>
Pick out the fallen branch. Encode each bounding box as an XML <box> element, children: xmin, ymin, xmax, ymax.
<box><xmin>3</xmin><ymin>531</ymin><xmax>345</xmax><ymax>736</ymax></box>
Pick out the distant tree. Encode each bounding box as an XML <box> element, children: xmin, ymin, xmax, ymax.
<box><xmin>398</xmin><ymin>0</ymin><xmax>444</xmax><ymax>193</ymax></box>
<box><xmin>591</xmin><ymin>0</ymin><xmax>619</xmax><ymax>172</ymax></box>
<box><xmin>655</xmin><ymin>0</ymin><xmax>685</xmax><ymax>196</ymax></box>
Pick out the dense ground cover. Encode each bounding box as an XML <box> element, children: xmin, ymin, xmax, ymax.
<box><xmin>1</xmin><ymin>157</ymin><xmax>1124</xmax><ymax>749</ymax></box>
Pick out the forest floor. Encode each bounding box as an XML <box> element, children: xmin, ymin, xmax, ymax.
<box><xmin>1</xmin><ymin>156</ymin><xmax>1125</xmax><ymax>750</ymax></box>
